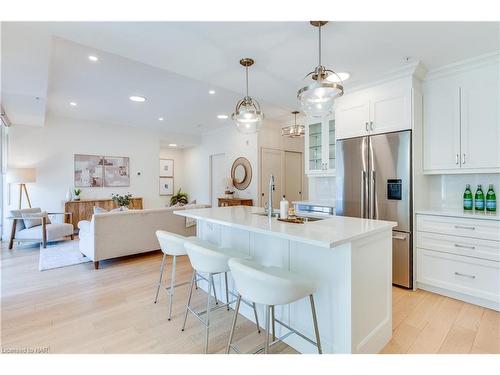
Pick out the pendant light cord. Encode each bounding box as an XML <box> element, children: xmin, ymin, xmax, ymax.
<box><xmin>318</xmin><ymin>24</ymin><xmax>322</xmax><ymax>67</ymax></box>
<box><xmin>245</xmin><ymin>66</ymin><xmax>249</xmax><ymax>97</ymax></box>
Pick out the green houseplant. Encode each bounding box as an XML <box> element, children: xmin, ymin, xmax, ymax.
<box><xmin>73</xmin><ymin>188</ymin><xmax>81</xmax><ymax>201</ymax></box>
<box><xmin>170</xmin><ymin>188</ymin><xmax>188</xmax><ymax>206</ymax></box>
<box><xmin>111</xmin><ymin>193</ymin><xmax>132</xmax><ymax>210</ymax></box>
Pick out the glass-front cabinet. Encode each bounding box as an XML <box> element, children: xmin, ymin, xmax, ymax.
<box><xmin>305</xmin><ymin>115</ymin><xmax>336</xmax><ymax>176</ymax></box>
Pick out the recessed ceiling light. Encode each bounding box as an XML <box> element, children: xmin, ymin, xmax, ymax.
<box><xmin>208</xmin><ymin>90</ymin><xmax>216</xmax><ymax>95</ymax></box>
<box><xmin>69</xmin><ymin>102</ymin><xmax>77</xmax><ymax>106</ymax></box>
<box><xmin>168</xmin><ymin>143</ymin><xmax>177</xmax><ymax>147</ymax></box>
<box><xmin>326</xmin><ymin>72</ymin><xmax>350</xmax><ymax>83</ymax></box>
<box><xmin>158</xmin><ymin>117</ymin><xmax>164</xmax><ymax>121</ymax></box>
<box><xmin>88</xmin><ymin>55</ymin><xmax>99</xmax><ymax>62</ymax></box>
<box><xmin>217</xmin><ymin>114</ymin><xmax>228</xmax><ymax>119</ymax></box>
<box><xmin>129</xmin><ymin>96</ymin><xmax>147</xmax><ymax>102</ymax></box>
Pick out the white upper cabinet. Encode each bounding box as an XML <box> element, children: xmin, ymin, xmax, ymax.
<box><xmin>305</xmin><ymin>116</ymin><xmax>336</xmax><ymax>176</ymax></box>
<box><xmin>460</xmin><ymin>63</ymin><xmax>500</xmax><ymax>171</ymax></box>
<box><xmin>335</xmin><ymin>91</ymin><xmax>369</xmax><ymax>139</ymax></box>
<box><xmin>370</xmin><ymin>80</ymin><xmax>411</xmax><ymax>134</ymax></box>
<box><xmin>423</xmin><ymin>54</ymin><xmax>500</xmax><ymax>174</ymax></box>
<box><xmin>423</xmin><ymin>77</ymin><xmax>461</xmax><ymax>171</ymax></box>
<box><xmin>335</xmin><ymin>77</ymin><xmax>412</xmax><ymax>140</ymax></box>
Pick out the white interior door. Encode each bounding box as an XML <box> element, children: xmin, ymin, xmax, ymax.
<box><xmin>261</xmin><ymin>148</ymin><xmax>283</xmax><ymax>208</ymax></box>
<box><xmin>210</xmin><ymin>153</ymin><xmax>225</xmax><ymax>208</ymax></box>
<box><xmin>284</xmin><ymin>151</ymin><xmax>303</xmax><ymax>203</ymax></box>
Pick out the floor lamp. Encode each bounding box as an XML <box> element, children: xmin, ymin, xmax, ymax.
<box><xmin>7</xmin><ymin>168</ymin><xmax>36</xmax><ymax>209</ymax></box>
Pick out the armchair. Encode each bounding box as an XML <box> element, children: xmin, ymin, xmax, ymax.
<box><xmin>8</xmin><ymin>208</ymin><xmax>74</xmax><ymax>249</ymax></box>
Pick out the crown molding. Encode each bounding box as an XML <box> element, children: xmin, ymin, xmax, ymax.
<box><xmin>344</xmin><ymin>61</ymin><xmax>427</xmax><ymax>94</ymax></box>
<box><xmin>424</xmin><ymin>51</ymin><xmax>500</xmax><ymax>81</ymax></box>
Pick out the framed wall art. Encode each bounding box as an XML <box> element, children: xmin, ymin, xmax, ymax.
<box><xmin>103</xmin><ymin>156</ymin><xmax>130</xmax><ymax>187</ymax></box>
<box><xmin>74</xmin><ymin>154</ymin><xmax>104</xmax><ymax>187</ymax></box>
<box><xmin>159</xmin><ymin>159</ymin><xmax>174</xmax><ymax>177</ymax></box>
<box><xmin>159</xmin><ymin>177</ymin><xmax>174</xmax><ymax>196</ymax></box>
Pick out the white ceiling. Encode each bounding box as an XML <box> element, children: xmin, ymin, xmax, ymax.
<box><xmin>2</xmin><ymin>21</ymin><xmax>499</xmax><ymax>143</ymax></box>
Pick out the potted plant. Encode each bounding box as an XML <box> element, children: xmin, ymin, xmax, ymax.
<box><xmin>73</xmin><ymin>188</ymin><xmax>81</xmax><ymax>201</ymax></box>
<box><xmin>170</xmin><ymin>188</ymin><xmax>188</xmax><ymax>206</ymax></box>
<box><xmin>111</xmin><ymin>193</ymin><xmax>132</xmax><ymax>210</ymax></box>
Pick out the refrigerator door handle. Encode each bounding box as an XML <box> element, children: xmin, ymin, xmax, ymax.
<box><xmin>370</xmin><ymin>170</ymin><xmax>376</xmax><ymax>219</ymax></box>
<box><xmin>361</xmin><ymin>171</ymin><xmax>366</xmax><ymax>218</ymax></box>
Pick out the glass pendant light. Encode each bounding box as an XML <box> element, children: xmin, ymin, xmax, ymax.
<box><xmin>232</xmin><ymin>58</ymin><xmax>264</xmax><ymax>134</ymax></box>
<box><xmin>282</xmin><ymin>111</ymin><xmax>305</xmax><ymax>138</ymax></box>
<box><xmin>297</xmin><ymin>21</ymin><xmax>344</xmax><ymax>118</ymax></box>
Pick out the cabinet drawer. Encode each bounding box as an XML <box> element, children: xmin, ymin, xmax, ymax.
<box><xmin>417</xmin><ymin>248</ymin><xmax>500</xmax><ymax>303</ymax></box>
<box><xmin>417</xmin><ymin>231</ymin><xmax>500</xmax><ymax>262</ymax></box>
<box><xmin>417</xmin><ymin>214</ymin><xmax>500</xmax><ymax>241</ymax></box>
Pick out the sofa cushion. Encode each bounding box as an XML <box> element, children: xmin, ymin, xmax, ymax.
<box><xmin>21</xmin><ymin>211</ymin><xmax>51</xmax><ymax>229</ymax></box>
<box><xmin>94</xmin><ymin>206</ymin><xmax>128</xmax><ymax>214</ymax></box>
<box><xmin>10</xmin><ymin>208</ymin><xmax>42</xmax><ymax>232</ymax></box>
<box><xmin>16</xmin><ymin>223</ymin><xmax>74</xmax><ymax>241</ymax></box>
<box><xmin>78</xmin><ymin>220</ymin><xmax>91</xmax><ymax>232</ymax></box>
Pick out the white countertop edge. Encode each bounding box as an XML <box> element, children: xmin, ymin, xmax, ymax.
<box><xmin>416</xmin><ymin>208</ymin><xmax>499</xmax><ymax>221</ymax></box>
<box><xmin>175</xmin><ymin>209</ymin><xmax>395</xmax><ymax>248</ymax></box>
<box><xmin>293</xmin><ymin>199</ymin><xmax>336</xmax><ymax>207</ymax></box>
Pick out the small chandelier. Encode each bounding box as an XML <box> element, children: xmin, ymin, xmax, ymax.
<box><xmin>297</xmin><ymin>21</ymin><xmax>344</xmax><ymax>118</ymax></box>
<box><xmin>232</xmin><ymin>58</ymin><xmax>264</xmax><ymax>134</ymax></box>
<box><xmin>282</xmin><ymin>111</ymin><xmax>305</xmax><ymax>138</ymax></box>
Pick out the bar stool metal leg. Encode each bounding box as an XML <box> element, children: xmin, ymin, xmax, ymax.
<box><xmin>167</xmin><ymin>255</ymin><xmax>177</xmax><ymax>320</ymax></box>
<box><xmin>224</xmin><ymin>272</ymin><xmax>230</xmax><ymax>311</ymax></box>
<box><xmin>264</xmin><ymin>305</ymin><xmax>270</xmax><ymax>354</ymax></box>
<box><xmin>271</xmin><ymin>305</ymin><xmax>276</xmax><ymax>341</ymax></box>
<box><xmin>252</xmin><ymin>302</ymin><xmax>261</xmax><ymax>333</ymax></box>
<box><xmin>154</xmin><ymin>253</ymin><xmax>167</xmax><ymax>304</ymax></box>
<box><xmin>212</xmin><ymin>275</ymin><xmax>218</xmax><ymax>305</ymax></box>
<box><xmin>205</xmin><ymin>272</ymin><xmax>213</xmax><ymax>354</ymax></box>
<box><xmin>181</xmin><ymin>271</ymin><xmax>196</xmax><ymax>332</ymax></box>
<box><xmin>226</xmin><ymin>294</ymin><xmax>241</xmax><ymax>353</ymax></box>
<box><xmin>309</xmin><ymin>294</ymin><xmax>322</xmax><ymax>354</ymax></box>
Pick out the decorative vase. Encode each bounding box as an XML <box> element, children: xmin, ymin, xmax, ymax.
<box><xmin>65</xmin><ymin>189</ymin><xmax>72</xmax><ymax>202</ymax></box>
<box><xmin>74</xmin><ymin>195</ymin><xmax>80</xmax><ymax>201</ymax></box>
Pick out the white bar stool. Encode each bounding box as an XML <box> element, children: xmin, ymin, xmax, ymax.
<box><xmin>154</xmin><ymin>231</ymin><xmax>216</xmax><ymax>320</ymax></box>
<box><xmin>182</xmin><ymin>238</ymin><xmax>260</xmax><ymax>354</ymax></box>
<box><xmin>226</xmin><ymin>258</ymin><xmax>322</xmax><ymax>354</ymax></box>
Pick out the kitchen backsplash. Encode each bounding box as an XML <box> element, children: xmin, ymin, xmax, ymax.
<box><xmin>426</xmin><ymin>173</ymin><xmax>500</xmax><ymax>209</ymax></box>
<box><xmin>308</xmin><ymin>176</ymin><xmax>336</xmax><ymax>201</ymax></box>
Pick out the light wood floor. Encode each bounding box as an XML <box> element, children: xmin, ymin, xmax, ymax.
<box><xmin>1</xmin><ymin>242</ymin><xmax>499</xmax><ymax>354</ymax></box>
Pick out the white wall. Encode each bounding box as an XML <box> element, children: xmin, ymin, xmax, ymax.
<box><xmin>159</xmin><ymin>147</ymin><xmax>187</xmax><ymax>202</ymax></box>
<box><xmin>183</xmin><ymin>125</ymin><xmax>258</xmax><ymax>205</ymax></box>
<box><xmin>4</xmin><ymin>115</ymin><xmax>191</xmax><ymax>234</ymax></box>
<box><xmin>424</xmin><ymin>173</ymin><xmax>500</xmax><ymax>209</ymax></box>
<box><xmin>257</xmin><ymin>122</ymin><xmax>308</xmax><ymax>205</ymax></box>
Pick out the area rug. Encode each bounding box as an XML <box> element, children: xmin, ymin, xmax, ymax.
<box><xmin>39</xmin><ymin>240</ymin><xmax>91</xmax><ymax>271</ymax></box>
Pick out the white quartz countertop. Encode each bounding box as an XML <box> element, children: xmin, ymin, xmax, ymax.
<box><xmin>175</xmin><ymin>206</ymin><xmax>396</xmax><ymax>248</ymax></box>
<box><xmin>292</xmin><ymin>199</ymin><xmax>336</xmax><ymax>207</ymax></box>
<box><xmin>416</xmin><ymin>208</ymin><xmax>499</xmax><ymax>221</ymax></box>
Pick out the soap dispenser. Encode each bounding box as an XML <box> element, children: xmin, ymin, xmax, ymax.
<box><xmin>280</xmin><ymin>196</ymin><xmax>289</xmax><ymax>219</ymax></box>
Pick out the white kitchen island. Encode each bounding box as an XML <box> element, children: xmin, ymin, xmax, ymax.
<box><xmin>175</xmin><ymin>206</ymin><xmax>396</xmax><ymax>354</ymax></box>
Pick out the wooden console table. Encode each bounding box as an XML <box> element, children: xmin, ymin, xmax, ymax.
<box><xmin>64</xmin><ymin>197</ymin><xmax>143</xmax><ymax>230</ymax></box>
<box><xmin>218</xmin><ymin>198</ymin><xmax>253</xmax><ymax>207</ymax></box>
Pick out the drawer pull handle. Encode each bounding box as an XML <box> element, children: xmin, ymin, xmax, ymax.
<box><xmin>392</xmin><ymin>235</ymin><xmax>406</xmax><ymax>240</ymax></box>
<box><xmin>454</xmin><ymin>244</ymin><xmax>476</xmax><ymax>250</ymax></box>
<box><xmin>454</xmin><ymin>225</ymin><xmax>475</xmax><ymax>230</ymax></box>
<box><xmin>454</xmin><ymin>272</ymin><xmax>475</xmax><ymax>279</ymax></box>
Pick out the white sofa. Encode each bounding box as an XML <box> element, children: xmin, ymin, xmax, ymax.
<box><xmin>78</xmin><ymin>206</ymin><xmax>208</xmax><ymax>269</ymax></box>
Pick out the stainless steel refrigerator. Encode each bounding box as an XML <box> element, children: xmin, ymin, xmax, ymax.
<box><xmin>336</xmin><ymin>130</ymin><xmax>412</xmax><ymax>288</ymax></box>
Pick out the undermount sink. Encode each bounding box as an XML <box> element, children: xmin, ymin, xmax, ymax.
<box><xmin>252</xmin><ymin>212</ymin><xmax>325</xmax><ymax>222</ymax></box>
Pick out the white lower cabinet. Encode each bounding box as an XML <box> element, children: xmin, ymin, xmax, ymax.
<box><xmin>416</xmin><ymin>213</ymin><xmax>500</xmax><ymax>311</ymax></box>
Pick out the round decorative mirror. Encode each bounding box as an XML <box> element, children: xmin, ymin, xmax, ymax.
<box><xmin>234</xmin><ymin>164</ymin><xmax>246</xmax><ymax>184</ymax></box>
<box><xmin>231</xmin><ymin>157</ymin><xmax>252</xmax><ymax>190</ymax></box>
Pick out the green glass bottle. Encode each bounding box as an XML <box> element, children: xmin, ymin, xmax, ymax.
<box><xmin>486</xmin><ymin>184</ymin><xmax>496</xmax><ymax>212</ymax></box>
<box><xmin>463</xmin><ymin>184</ymin><xmax>473</xmax><ymax>210</ymax></box>
<box><xmin>474</xmin><ymin>184</ymin><xmax>485</xmax><ymax>211</ymax></box>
